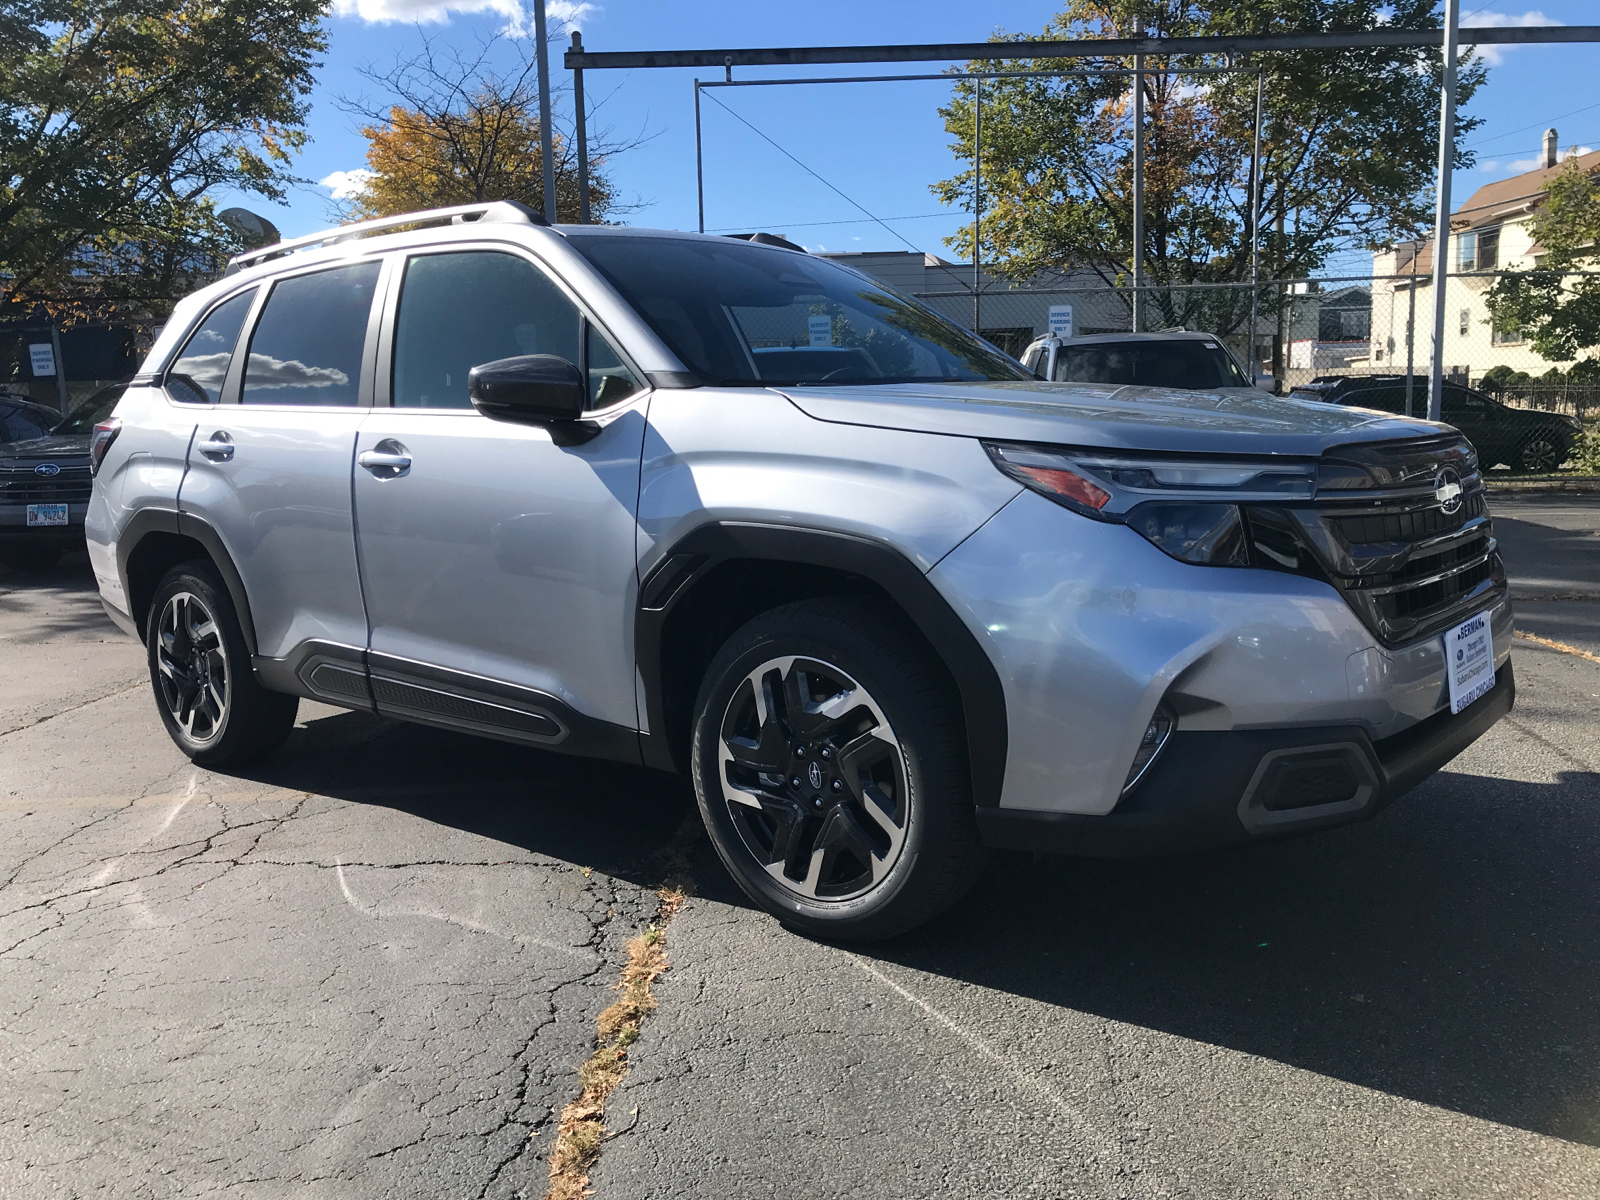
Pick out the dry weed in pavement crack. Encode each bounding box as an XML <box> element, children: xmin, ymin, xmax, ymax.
<box><xmin>545</xmin><ymin>884</ymin><xmax>687</xmax><ymax>1200</ymax></box>
<box><xmin>1513</xmin><ymin>628</ymin><xmax>1600</xmax><ymax>665</ymax></box>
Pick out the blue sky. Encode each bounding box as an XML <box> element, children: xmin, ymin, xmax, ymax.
<box><xmin>236</xmin><ymin>1</ymin><xmax>1600</xmax><ymax>276</ymax></box>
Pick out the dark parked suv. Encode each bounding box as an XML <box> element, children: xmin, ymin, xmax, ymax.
<box><xmin>1290</xmin><ymin>375</ymin><xmax>1580</xmax><ymax>472</ymax></box>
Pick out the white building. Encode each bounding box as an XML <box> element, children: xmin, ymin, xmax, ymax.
<box><xmin>1368</xmin><ymin>131</ymin><xmax>1600</xmax><ymax>384</ymax></box>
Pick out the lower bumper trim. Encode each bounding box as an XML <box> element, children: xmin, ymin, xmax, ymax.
<box><xmin>977</xmin><ymin>660</ymin><xmax>1515</xmax><ymax>857</ymax></box>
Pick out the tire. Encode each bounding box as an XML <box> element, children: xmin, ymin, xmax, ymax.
<box><xmin>1518</xmin><ymin>435</ymin><xmax>1564</xmax><ymax>474</ymax></box>
<box><xmin>691</xmin><ymin>599</ymin><xmax>987</xmax><ymax>942</ymax></box>
<box><xmin>146</xmin><ymin>560</ymin><xmax>298</xmax><ymax>767</ymax></box>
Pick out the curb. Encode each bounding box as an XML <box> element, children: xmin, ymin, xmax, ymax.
<box><xmin>1485</xmin><ymin>475</ymin><xmax>1600</xmax><ymax>495</ymax></box>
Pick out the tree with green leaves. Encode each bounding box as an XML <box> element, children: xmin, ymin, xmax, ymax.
<box><xmin>1485</xmin><ymin>157</ymin><xmax>1600</xmax><ymax>370</ymax></box>
<box><xmin>0</xmin><ymin>0</ymin><xmax>326</xmax><ymax>320</ymax></box>
<box><xmin>932</xmin><ymin>1</ymin><xmax>1485</xmax><ymax>334</ymax></box>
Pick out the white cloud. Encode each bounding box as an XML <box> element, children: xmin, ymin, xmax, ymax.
<box><xmin>1461</xmin><ymin>11</ymin><xmax>1561</xmax><ymax>66</ymax></box>
<box><xmin>319</xmin><ymin>169</ymin><xmax>375</xmax><ymax>201</ymax></box>
<box><xmin>245</xmin><ymin>353</ymin><xmax>350</xmax><ymax>390</ymax></box>
<box><xmin>331</xmin><ymin>0</ymin><xmax>593</xmax><ymax>35</ymax></box>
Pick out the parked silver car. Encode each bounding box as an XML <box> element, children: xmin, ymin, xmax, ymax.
<box><xmin>87</xmin><ymin>203</ymin><xmax>1514</xmax><ymax>940</ymax></box>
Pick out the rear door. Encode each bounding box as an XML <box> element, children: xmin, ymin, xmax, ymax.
<box><xmin>351</xmin><ymin>245</ymin><xmax>649</xmax><ymax>748</ymax></box>
<box><xmin>177</xmin><ymin>258</ymin><xmax>385</xmax><ymax>665</ymax></box>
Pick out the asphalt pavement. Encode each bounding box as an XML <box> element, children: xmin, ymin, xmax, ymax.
<box><xmin>1</xmin><ymin>494</ymin><xmax>1597</xmax><ymax>1198</ymax></box>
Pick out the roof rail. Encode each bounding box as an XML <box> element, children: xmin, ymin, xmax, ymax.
<box><xmin>223</xmin><ymin>200</ymin><xmax>547</xmax><ymax>276</ymax></box>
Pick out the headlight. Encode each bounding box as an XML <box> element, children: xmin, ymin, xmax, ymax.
<box><xmin>983</xmin><ymin>441</ymin><xmax>1316</xmax><ymax>566</ymax></box>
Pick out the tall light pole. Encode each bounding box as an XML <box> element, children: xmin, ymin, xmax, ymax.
<box><xmin>1132</xmin><ymin>53</ymin><xmax>1144</xmax><ymax>332</ymax></box>
<box><xmin>533</xmin><ymin>0</ymin><xmax>558</xmax><ymax>224</ymax></box>
<box><xmin>973</xmin><ymin>77</ymin><xmax>982</xmax><ymax>334</ymax></box>
<box><xmin>1427</xmin><ymin>0</ymin><xmax>1461</xmax><ymax>422</ymax></box>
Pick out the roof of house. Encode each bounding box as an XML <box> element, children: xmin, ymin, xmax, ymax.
<box><xmin>1449</xmin><ymin>148</ymin><xmax>1600</xmax><ymax>230</ymax></box>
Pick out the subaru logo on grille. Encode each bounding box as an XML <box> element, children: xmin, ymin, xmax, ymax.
<box><xmin>807</xmin><ymin>761</ymin><xmax>823</xmax><ymax>790</ymax></box>
<box><xmin>1434</xmin><ymin>466</ymin><xmax>1463</xmax><ymax>514</ymax></box>
<box><xmin>34</xmin><ymin>463</ymin><xmax>61</xmax><ymax>477</ymax></box>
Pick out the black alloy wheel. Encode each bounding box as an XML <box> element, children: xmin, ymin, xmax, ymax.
<box><xmin>146</xmin><ymin>561</ymin><xmax>298</xmax><ymax>767</ymax></box>
<box><xmin>155</xmin><ymin>589</ymin><xmax>231</xmax><ymax>746</ymax></box>
<box><xmin>717</xmin><ymin>653</ymin><xmax>909</xmax><ymax>902</ymax></box>
<box><xmin>692</xmin><ymin>599</ymin><xmax>987</xmax><ymax>941</ymax></box>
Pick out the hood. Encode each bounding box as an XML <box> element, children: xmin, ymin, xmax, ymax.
<box><xmin>777</xmin><ymin>380</ymin><xmax>1452</xmax><ymax>457</ymax></box>
<box><xmin>0</xmin><ymin>433</ymin><xmax>91</xmax><ymax>460</ymax></box>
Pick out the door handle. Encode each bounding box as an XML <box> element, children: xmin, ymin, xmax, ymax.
<box><xmin>358</xmin><ymin>439</ymin><xmax>411</xmax><ymax>478</ymax></box>
<box><xmin>198</xmin><ymin>432</ymin><xmax>234</xmax><ymax>462</ymax></box>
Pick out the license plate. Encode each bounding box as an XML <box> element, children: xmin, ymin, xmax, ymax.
<box><xmin>1445</xmin><ymin>609</ymin><xmax>1495</xmax><ymax>714</ymax></box>
<box><xmin>26</xmin><ymin>503</ymin><xmax>67</xmax><ymax>527</ymax></box>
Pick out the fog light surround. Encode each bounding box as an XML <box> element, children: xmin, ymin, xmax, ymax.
<box><xmin>1122</xmin><ymin>704</ymin><xmax>1175</xmax><ymax>793</ymax></box>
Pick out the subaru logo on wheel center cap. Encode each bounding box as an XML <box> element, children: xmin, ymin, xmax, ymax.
<box><xmin>807</xmin><ymin>761</ymin><xmax>823</xmax><ymax>789</ymax></box>
<box><xmin>1434</xmin><ymin>466</ymin><xmax>1463</xmax><ymax>514</ymax></box>
<box><xmin>34</xmin><ymin>462</ymin><xmax>61</xmax><ymax>477</ymax></box>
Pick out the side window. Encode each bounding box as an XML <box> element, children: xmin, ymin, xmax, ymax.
<box><xmin>241</xmin><ymin>263</ymin><xmax>380</xmax><ymax>406</ymax></box>
<box><xmin>586</xmin><ymin>322</ymin><xmax>641</xmax><ymax>407</ymax></box>
<box><xmin>166</xmin><ymin>289</ymin><xmax>256</xmax><ymax>404</ymax></box>
<box><xmin>392</xmin><ymin>251</ymin><xmax>580</xmax><ymax>409</ymax></box>
<box><xmin>1442</xmin><ymin>386</ymin><xmax>1484</xmax><ymax>419</ymax></box>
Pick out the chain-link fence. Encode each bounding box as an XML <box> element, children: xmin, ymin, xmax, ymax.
<box><xmin>916</xmin><ymin>271</ymin><xmax>1600</xmax><ymax>476</ymax></box>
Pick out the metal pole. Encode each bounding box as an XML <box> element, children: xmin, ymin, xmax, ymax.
<box><xmin>533</xmin><ymin>0</ymin><xmax>558</xmax><ymax>224</ymax></box>
<box><xmin>1427</xmin><ymin>0</ymin><xmax>1461</xmax><ymax>422</ymax></box>
<box><xmin>1249</xmin><ymin>70</ymin><xmax>1263</xmax><ymax>385</ymax></box>
<box><xmin>973</xmin><ymin>76</ymin><xmax>981</xmax><ymax>333</ymax></box>
<box><xmin>572</xmin><ymin>31</ymin><xmax>590</xmax><ymax>224</ymax></box>
<box><xmin>694</xmin><ymin>80</ymin><xmax>705</xmax><ymax>233</ymax></box>
<box><xmin>1405</xmin><ymin>249</ymin><xmax>1418</xmax><ymax>417</ymax></box>
<box><xmin>49</xmin><ymin>322</ymin><xmax>67</xmax><ymax>414</ymax></box>
<box><xmin>1132</xmin><ymin>53</ymin><xmax>1144</xmax><ymax>332</ymax></box>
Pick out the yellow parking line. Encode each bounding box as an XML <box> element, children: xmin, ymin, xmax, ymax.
<box><xmin>1514</xmin><ymin>629</ymin><xmax>1600</xmax><ymax>665</ymax></box>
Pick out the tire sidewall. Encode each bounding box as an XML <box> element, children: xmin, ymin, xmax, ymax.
<box><xmin>691</xmin><ymin>607</ymin><xmax>958</xmax><ymax>937</ymax></box>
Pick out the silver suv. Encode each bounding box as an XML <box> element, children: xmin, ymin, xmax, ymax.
<box><xmin>87</xmin><ymin>202</ymin><xmax>1514</xmax><ymax>940</ymax></box>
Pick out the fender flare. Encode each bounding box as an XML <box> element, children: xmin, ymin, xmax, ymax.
<box><xmin>636</xmin><ymin>521</ymin><xmax>1008</xmax><ymax>807</ymax></box>
<box><xmin>116</xmin><ymin>508</ymin><xmax>259</xmax><ymax>656</ymax></box>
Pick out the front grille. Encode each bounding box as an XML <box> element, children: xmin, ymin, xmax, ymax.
<box><xmin>1252</xmin><ymin>436</ymin><xmax>1507</xmax><ymax>647</ymax></box>
<box><xmin>1334</xmin><ymin>491</ymin><xmax>1485</xmax><ymax>545</ymax></box>
<box><xmin>0</xmin><ymin>482</ymin><xmax>92</xmax><ymax>504</ymax></box>
<box><xmin>0</xmin><ymin>463</ymin><xmax>92</xmax><ymax>506</ymax></box>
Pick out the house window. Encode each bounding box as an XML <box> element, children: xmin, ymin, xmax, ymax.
<box><xmin>1456</xmin><ymin>227</ymin><xmax>1499</xmax><ymax>271</ymax></box>
<box><xmin>1492</xmin><ymin>321</ymin><xmax>1522</xmax><ymax>346</ymax></box>
<box><xmin>1477</xmin><ymin>226</ymin><xmax>1499</xmax><ymax>270</ymax></box>
<box><xmin>1459</xmin><ymin>309</ymin><xmax>1470</xmax><ymax>336</ymax></box>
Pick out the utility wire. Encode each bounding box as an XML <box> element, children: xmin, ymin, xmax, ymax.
<box><xmin>706</xmin><ymin>212</ymin><xmax>951</xmax><ymax>233</ymax></box>
<box><xmin>1465</xmin><ymin>100</ymin><xmax>1600</xmax><ymax>148</ymax></box>
<box><xmin>699</xmin><ymin>90</ymin><xmax>979</xmax><ymax>293</ymax></box>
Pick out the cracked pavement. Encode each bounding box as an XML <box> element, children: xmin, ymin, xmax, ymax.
<box><xmin>4</xmin><ymin>496</ymin><xmax>1600</xmax><ymax>1200</ymax></box>
<box><xmin>0</xmin><ymin>558</ymin><xmax>685</xmax><ymax>1199</ymax></box>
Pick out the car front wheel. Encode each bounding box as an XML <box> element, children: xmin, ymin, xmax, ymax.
<box><xmin>691</xmin><ymin>599</ymin><xmax>987</xmax><ymax>941</ymax></box>
<box><xmin>1518</xmin><ymin>435</ymin><xmax>1565</xmax><ymax>473</ymax></box>
<box><xmin>147</xmin><ymin>561</ymin><xmax>298</xmax><ymax>767</ymax></box>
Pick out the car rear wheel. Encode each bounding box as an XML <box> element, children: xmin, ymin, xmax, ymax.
<box><xmin>147</xmin><ymin>561</ymin><xmax>298</xmax><ymax>767</ymax></box>
<box><xmin>691</xmin><ymin>599</ymin><xmax>987</xmax><ymax>941</ymax></box>
<box><xmin>1518</xmin><ymin>435</ymin><xmax>1565</xmax><ymax>473</ymax></box>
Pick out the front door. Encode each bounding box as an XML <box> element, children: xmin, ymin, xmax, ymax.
<box><xmin>177</xmin><ymin>260</ymin><xmax>383</xmax><ymax>664</ymax></box>
<box><xmin>352</xmin><ymin>246</ymin><xmax>648</xmax><ymax>751</ymax></box>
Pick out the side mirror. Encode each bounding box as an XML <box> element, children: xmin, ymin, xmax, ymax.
<box><xmin>468</xmin><ymin>355</ymin><xmax>586</xmax><ymax>424</ymax></box>
<box><xmin>1253</xmin><ymin>375</ymin><xmax>1275</xmax><ymax>393</ymax></box>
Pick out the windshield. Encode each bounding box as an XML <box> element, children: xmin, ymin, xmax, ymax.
<box><xmin>567</xmin><ymin>234</ymin><xmax>1028</xmax><ymax>386</ymax></box>
<box><xmin>1053</xmin><ymin>340</ymin><xmax>1251</xmax><ymax>390</ymax></box>
<box><xmin>54</xmin><ymin>384</ymin><xmax>126</xmax><ymax>435</ymax></box>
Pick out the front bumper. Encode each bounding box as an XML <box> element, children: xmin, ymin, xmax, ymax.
<box><xmin>977</xmin><ymin>661</ymin><xmax>1514</xmax><ymax>856</ymax></box>
<box><xmin>0</xmin><ymin>503</ymin><xmax>88</xmax><ymax>546</ymax></box>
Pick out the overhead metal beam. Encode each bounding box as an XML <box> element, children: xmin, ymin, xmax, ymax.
<box><xmin>565</xmin><ymin>27</ymin><xmax>1600</xmax><ymax>71</ymax></box>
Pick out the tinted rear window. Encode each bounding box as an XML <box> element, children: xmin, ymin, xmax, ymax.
<box><xmin>1052</xmin><ymin>341</ymin><xmax>1249</xmax><ymax>390</ymax></box>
